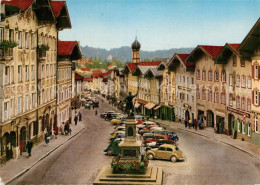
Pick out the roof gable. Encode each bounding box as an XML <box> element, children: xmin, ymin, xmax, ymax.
<box><xmin>51</xmin><ymin>1</ymin><xmax>72</xmax><ymax>29</ymax></box>
<box><xmin>2</xmin><ymin>0</ymin><xmax>34</xmax><ymax>11</ymax></box>
<box><xmin>216</xmin><ymin>43</ymin><xmax>240</xmax><ymax>64</ymax></box>
<box><xmin>58</xmin><ymin>41</ymin><xmax>81</xmax><ymax>59</ymax></box>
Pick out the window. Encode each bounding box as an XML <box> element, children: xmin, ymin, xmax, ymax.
<box><xmin>192</xmin><ymin>96</ymin><xmax>194</xmax><ymax>103</ymax></box>
<box><xmin>183</xmin><ymin>76</ymin><xmax>185</xmax><ymax>83</ymax></box>
<box><xmin>18</xmin><ymin>65</ymin><xmax>22</xmax><ymax>82</ymax></box>
<box><xmin>215</xmin><ymin>70</ymin><xmax>219</xmax><ymax>81</ymax></box>
<box><xmin>9</xmin><ymin>29</ymin><xmax>14</xmax><ymax>41</ymax></box>
<box><xmin>179</xmin><ymin>75</ymin><xmax>181</xmax><ymax>83</ymax></box>
<box><xmin>233</xmin><ymin>54</ymin><xmax>237</xmax><ymax>66</ymax></box>
<box><xmin>248</xmin><ymin>76</ymin><xmax>251</xmax><ymax>89</ymax></box>
<box><xmin>33</xmin><ymin>121</ymin><xmax>38</xmax><ymax>136</ymax></box>
<box><xmin>229</xmin><ymin>94</ymin><xmax>233</xmax><ymax>106</ymax></box>
<box><xmin>208</xmin><ymin>89</ymin><xmax>212</xmax><ymax>102</ymax></box>
<box><xmin>202</xmin><ymin>88</ymin><xmax>206</xmax><ymax>100</ymax></box>
<box><xmin>248</xmin><ymin>124</ymin><xmax>251</xmax><ymax>137</ymax></box>
<box><xmin>25</xmin><ymin>32</ymin><xmax>29</xmax><ymax>49</ymax></box>
<box><xmin>10</xmin><ymin>66</ymin><xmax>14</xmax><ymax>83</ymax></box>
<box><xmin>254</xmin><ymin>65</ymin><xmax>258</xmax><ymax>79</ymax></box>
<box><xmin>25</xmin><ymin>95</ymin><xmax>28</xmax><ymax>111</ymax></box>
<box><xmin>41</xmin><ymin>64</ymin><xmax>45</xmax><ymax>79</ymax></box>
<box><xmin>241</xmin><ymin>97</ymin><xmax>246</xmax><ymax>110</ymax></box>
<box><xmin>50</xmin><ymin>64</ymin><xmax>53</xmax><ymax>77</ymax></box>
<box><xmin>202</xmin><ymin>69</ymin><xmax>206</xmax><ymax>80</ymax></box>
<box><xmin>17</xmin><ymin>97</ymin><xmax>22</xmax><ymax>113</ymax></box>
<box><xmin>191</xmin><ymin>77</ymin><xmax>194</xmax><ymax>84</ymax></box>
<box><xmin>236</xmin><ymin>96</ymin><xmax>240</xmax><ymax>109</ymax></box>
<box><xmin>237</xmin><ymin>121</ymin><xmax>241</xmax><ymax>132</ymax></box>
<box><xmin>197</xmin><ymin>69</ymin><xmax>200</xmax><ymax>80</ymax></box>
<box><xmin>241</xmin><ymin>76</ymin><xmax>246</xmax><ymax>88</ymax></box>
<box><xmin>254</xmin><ymin>116</ymin><xmax>258</xmax><ymax>133</ymax></box>
<box><xmin>18</xmin><ymin>31</ymin><xmax>22</xmax><ymax>48</ymax></box>
<box><xmin>25</xmin><ymin>65</ymin><xmax>29</xmax><ymax>81</ymax></box>
<box><xmin>10</xmin><ymin>99</ymin><xmax>14</xmax><ymax>117</ymax></box>
<box><xmin>187</xmin><ymin>76</ymin><xmax>190</xmax><ymax>84</ymax></box>
<box><xmin>4</xmin><ymin>102</ymin><xmax>8</xmax><ymax>120</ymax></box>
<box><xmin>166</xmin><ymin>148</ymin><xmax>173</xmax><ymax>152</ymax></box>
<box><xmin>229</xmin><ymin>74</ymin><xmax>233</xmax><ymax>86</ymax></box>
<box><xmin>5</xmin><ymin>66</ymin><xmax>9</xmax><ymax>85</ymax></box>
<box><xmin>196</xmin><ymin>86</ymin><xmax>200</xmax><ymax>99</ymax></box>
<box><xmin>254</xmin><ymin>90</ymin><xmax>259</xmax><ymax>106</ymax></box>
<box><xmin>31</xmin><ymin>65</ymin><xmax>35</xmax><ymax>80</ymax></box>
<box><xmin>31</xmin><ymin>93</ymin><xmax>35</xmax><ymax>108</ymax></box>
<box><xmin>187</xmin><ymin>94</ymin><xmax>189</xmax><ymax>101</ymax></box>
<box><xmin>242</xmin><ymin>122</ymin><xmax>245</xmax><ymax>134</ymax></box>
<box><xmin>208</xmin><ymin>70</ymin><xmax>212</xmax><ymax>81</ymax></box>
<box><xmin>214</xmin><ymin>91</ymin><xmax>219</xmax><ymax>103</ymax></box>
<box><xmin>236</xmin><ymin>75</ymin><xmax>240</xmax><ymax>87</ymax></box>
<box><xmin>221</xmin><ymin>92</ymin><xmax>226</xmax><ymax>105</ymax></box>
<box><xmin>221</xmin><ymin>70</ymin><xmax>226</xmax><ymax>82</ymax></box>
<box><xmin>46</xmin><ymin>64</ymin><xmax>49</xmax><ymax>77</ymax></box>
<box><xmin>247</xmin><ymin>99</ymin><xmax>251</xmax><ymax>112</ymax></box>
<box><xmin>240</xmin><ymin>58</ymin><xmax>245</xmax><ymax>67</ymax></box>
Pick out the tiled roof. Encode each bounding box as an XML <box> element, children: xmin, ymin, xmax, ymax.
<box><xmin>102</xmin><ymin>69</ymin><xmax>113</xmax><ymax>77</ymax></box>
<box><xmin>126</xmin><ymin>63</ymin><xmax>138</xmax><ymax>73</ymax></box>
<box><xmin>80</xmin><ymin>67</ymin><xmax>91</xmax><ymax>71</ymax></box>
<box><xmin>200</xmin><ymin>45</ymin><xmax>224</xmax><ymax>58</ymax></box>
<box><xmin>58</xmin><ymin>41</ymin><xmax>78</xmax><ymax>56</ymax></box>
<box><xmin>75</xmin><ymin>73</ymin><xmax>84</xmax><ymax>80</ymax></box>
<box><xmin>147</xmin><ymin>68</ymin><xmax>163</xmax><ymax>77</ymax></box>
<box><xmin>176</xmin><ymin>53</ymin><xmax>194</xmax><ymax>67</ymax></box>
<box><xmin>228</xmin><ymin>43</ymin><xmax>240</xmax><ymax>51</ymax></box>
<box><xmin>126</xmin><ymin>61</ymin><xmax>161</xmax><ymax>73</ymax></box>
<box><xmin>2</xmin><ymin>0</ymin><xmax>34</xmax><ymax>11</ymax></box>
<box><xmin>92</xmin><ymin>70</ymin><xmax>103</xmax><ymax>78</ymax></box>
<box><xmin>51</xmin><ymin>1</ymin><xmax>65</xmax><ymax>17</ymax></box>
<box><xmin>83</xmin><ymin>77</ymin><xmax>93</xmax><ymax>82</ymax></box>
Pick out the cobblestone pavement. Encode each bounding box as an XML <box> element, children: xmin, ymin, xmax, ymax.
<box><xmin>4</xmin><ymin>97</ymin><xmax>260</xmax><ymax>185</ymax></box>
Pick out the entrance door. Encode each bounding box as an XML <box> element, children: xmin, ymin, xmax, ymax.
<box><xmin>228</xmin><ymin>114</ymin><xmax>235</xmax><ymax>135</ymax></box>
<box><xmin>20</xmin><ymin>127</ymin><xmax>26</xmax><ymax>151</ymax></box>
<box><xmin>207</xmin><ymin>111</ymin><xmax>214</xmax><ymax>127</ymax></box>
<box><xmin>3</xmin><ymin>133</ymin><xmax>12</xmax><ymax>160</ymax></box>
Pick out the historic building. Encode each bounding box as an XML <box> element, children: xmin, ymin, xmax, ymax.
<box><xmin>57</xmin><ymin>41</ymin><xmax>81</xmax><ymax>127</ymax></box>
<box><xmin>186</xmin><ymin>45</ymin><xmax>225</xmax><ymax>130</ymax></box>
<box><xmin>168</xmin><ymin>54</ymin><xmax>196</xmax><ymax>123</ymax></box>
<box><xmin>239</xmin><ymin>17</ymin><xmax>260</xmax><ymax>146</ymax></box>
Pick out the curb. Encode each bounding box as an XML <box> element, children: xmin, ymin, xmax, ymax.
<box><xmin>5</xmin><ymin>126</ymin><xmax>85</xmax><ymax>185</ymax></box>
<box><xmin>158</xmin><ymin>122</ymin><xmax>260</xmax><ymax>161</ymax></box>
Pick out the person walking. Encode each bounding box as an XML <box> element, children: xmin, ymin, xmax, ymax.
<box><xmin>95</xmin><ymin>109</ymin><xmax>98</xmax><ymax>116</ymax></box>
<box><xmin>188</xmin><ymin>119</ymin><xmax>192</xmax><ymax>129</ymax></box>
<box><xmin>74</xmin><ymin>115</ymin><xmax>78</xmax><ymax>126</ymax></box>
<box><xmin>184</xmin><ymin>117</ymin><xmax>188</xmax><ymax>128</ymax></box>
<box><xmin>26</xmin><ymin>140</ymin><xmax>33</xmax><ymax>157</ymax></box>
<box><xmin>54</xmin><ymin>125</ymin><xmax>59</xmax><ymax>139</ymax></box>
<box><xmin>45</xmin><ymin>132</ymin><xmax>50</xmax><ymax>146</ymax></box>
<box><xmin>194</xmin><ymin>119</ymin><xmax>198</xmax><ymax>130</ymax></box>
<box><xmin>20</xmin><ymin>139</ymin><xmax>25</xmax><ymax>155</ymax></box>
<box><xmin>78</xmin><ymin>112</ymin><xmax>82</xmax><ymax>122</ymax></box>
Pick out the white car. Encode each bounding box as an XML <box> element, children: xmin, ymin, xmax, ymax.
<box><xmin>137</xmin><ymin>121</ymin><xmax>157</xmax><ymax>129</ymax></box>
<box><xmin>150</xmin><ymin>127</ymin><xmax>165</xmax><ymax>133</ymax></box>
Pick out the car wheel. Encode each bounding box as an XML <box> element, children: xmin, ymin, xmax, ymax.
<box><xmin>170</xmin><ymin>155</ymin><xmax>177</xmax><ymax>162</ymax></box>
<box><xmin>107</xmin><ymin>149</ymin><xmax>113</xmax><ymax>156</ymax></box>
<box><xmin>148</xmin><ymin>153</ymin><xmax>154</xmax><ymax>160</ymax></box>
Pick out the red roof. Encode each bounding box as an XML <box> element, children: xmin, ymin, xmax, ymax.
<box><xmin>51</xmin><ymin>1</ymin><xmax>65</xmax><ymax>17</ymax></box>
<box><xmin>2</xmin><ymin>0</ymin><xmax>34</xmax><ymax>11</ymax></box>
<box><xmin>126</xmin><ymin>63</ymin><xmax>138</xmax><ymax>73</ymax></box>
<box><xmin>80</xmin><ymin>67</ymin><xmax>91</xmax><ymax>71</ymax></box>
<box><xmin>103</xmin><ymin>78</ymin><xmax>108</xmax><ymax>82</ymax></box>
<box><xmin>102</xmin><ymin>69</ymin><xmax>113</xmax><ymax>77</ymax></box>
<box><xmin>228</xmin><ymin>43</ymin><xmax>240</xmax><ymax>51</ymax></box>
<box><xmin>200</xmin><ymin>45</ymin><xmax>224</xmax><ymax>58</ymax></box>
<box><xmin>83</xmin><ymin>77</ymin><xmax>93</xmax><ymax>82</ymax></box>
<box><xmin>75</xmin><ymin>73</ymin><xmax>84</xmax><ymax>80</ymax></box>
<box><xmin>92</xmin><ymin>70</ymin><xmax>103</xmax><ymax>78</ymax></box>
<box><xmin>58</xmin><ymin>41</ymin><xmax>78</xmax><ymax>56</ymax></box>
<box><xmin>126</xmin><ymin>61</ymin><xmax>161</xmax><ymax>73</ymax></box>
<box><xmin>175</xmin><ymin>53</ymin><xmax>194</xmax><ymax>67</ymax></box>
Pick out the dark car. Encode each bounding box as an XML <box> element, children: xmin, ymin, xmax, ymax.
<box><xmin>104</xmin><ymin>140</ymin><xmax>122</xmax><ymax>156</ymax></box>
<box><xmin>154</xmin><ymin>131</ymin><xmax>179</xmax><ymax>142</ymax></box>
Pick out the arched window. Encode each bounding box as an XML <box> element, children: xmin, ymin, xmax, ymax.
<box><xmin>221</xmin><ymin>70</ymin><xmax>226</xmax><ymax>82</ymax></box>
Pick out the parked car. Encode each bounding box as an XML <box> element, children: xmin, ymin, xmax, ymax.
<box><xmin>154</xmin><ymin>131</ymin><xmax>179</xmax><ymax>142</ymax></box>
<box><xmin>143</xmin><ymin>134</ymin><xmax>172</xmax><ymax>145</ymax></box>
<box><xmin>104</xmin><ymin>139</ymin><xmax>122</xmax><ymax>156</ymax></box>
<box><xmin>139</xmin><ymin>125</ymin><xmax>159</xmax><ymax>135</ymax></box>
<box><xmin>137</xmin><ymin>121</ymin><xmax>157</xmax><ymax>130</ymax></box>
<box><xmin>150</xmin><ymin>127</ymin><xmax>165</xmax><ymax>133</ymax></box>
<box><xmin>146</xmin><ymin>139</ymin><xmax>176</xmax><ymax>149</ymax></box>
<box><xmin>111</xmin><ymin>133</ymin><xmax>125</xmax><ymax>142</ymax></box>
<box><xmin>135</xmin><ymin>115</ymin><xmax>145</xmax><ymax>121</ymax></box>
<box><xmin>84</xmin><ymin>104</ymin><xmax>90</xmax><ymax>109</ymax></box>
<box><xmin>146</xmin><ymin>144</ymin><xmax>185</xmax><ymax>162</ymax></box>
<box><xmin>142</xmin><ymin>133</ymin><xmax>154</xmax><ymax>140</ymax></box>
<box><xmin>93</xmin><ymin>100</ymin><xmax>99</xmax><ymax>108</ymax></box>
<box><xmin>111</xmin><ymin>117</ymin><xmax>124</xmax><ymax>125</ymax></box>
<box><xmin>110</xmin><ymin>130</ymin><xmax>125</xmax><ymax>141</ymax></box>
<box><xmin>111</xmin><ymin>126</ymin><xmax>125</xmax><ymax>134</ymax></box>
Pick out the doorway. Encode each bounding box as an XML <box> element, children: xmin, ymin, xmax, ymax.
<box><xmin>207</xmin><ymin>110</ymin><xmax>214</xmax><ymax>127</ymax></box>
<box><xmin>228</xmin><ymin>114</ymin><xmax>235</xmax><ymax>135</ymax></box>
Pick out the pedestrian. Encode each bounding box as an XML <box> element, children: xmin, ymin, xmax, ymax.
<box><xmin>78</xmin><ymin>112</ymin><xmax>82</xmax><ymax>122</ymax></box>
<box><xmin>194</xmin><ymin>119</ymin><xmax>198</xmax><ymax>130</ymax></box>
<box><xmin>95</xmin><ymin>109</ymin><xmax>98</xmax><ymax>116</ymax></box>
<box><xmin>54</xmin><ymin>125</ymin><xmax>58</xmax><ymax>139</ymax></box>
<box><xmin>198</xmin><ymin>118</ymin><xmax>202</xmax><ymax>129</ymax></box>
<box><xmin>26</xmin><ymin>140</ymin><xmax>33</xmax><ymax>157</ymax></box>
<box><xmin>74</xmin><ymin>115</ymin><xmax>78</xmax><ymax>126</ymax></box>
<box><xmin>184</xmin><ymin>117</ymin><xmax>188</xmax><ymax>128</ymax></box>
<box><xmin>45</xmin><ymin>132</ymin><xmax>50</xmax><ymax>146</ymax></box>
<box><xmin>20</xmin><ymin>139</ymin><xmax>25</xmax><ymax>155</ymax></box>
<box><xmin>60</xmin><ymin>122</ymin><xmax>65</xmax><ymax>135</ymax></box>
<box><xmin>188</xmin><ymin>119</ymin><xmax>192</xmax><ymax>129</ymax></box>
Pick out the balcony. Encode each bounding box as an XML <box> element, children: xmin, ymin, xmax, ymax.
<box><xmin>0</xmin><ymin>47</ymin><xmax>13</xmax><ymax>61</ymax></box>
<box><xmin>38</xmin><ymin>50</ymin><xmax>47</xmax><ymax>60</ymax></box>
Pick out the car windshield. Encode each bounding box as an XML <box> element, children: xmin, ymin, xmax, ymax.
<box><xmin>158</xmin><ymin>147</ymin><xmax>165</xmax><ymax>151</ymax></box>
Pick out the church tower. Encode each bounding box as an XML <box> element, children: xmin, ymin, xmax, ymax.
<box><xmin>131</xmin><ymin>37</ymin><xmax>141</xmax><ymax>63</ymax></box>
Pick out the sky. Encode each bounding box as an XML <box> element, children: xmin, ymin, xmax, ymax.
<box><xmin>59</xmin><ymin>0</ymin><xmax>260</xmax><ymax>51</ymax></box>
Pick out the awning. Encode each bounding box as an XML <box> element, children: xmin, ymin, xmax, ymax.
<box><xmin>145</xmin><ymin>102</ymin><xmax>155</xmax><ymax>109</ymax></box>
<box><xmin>134</xmin><ymin>102</ymin><xmax>140</xmax><ymax>108</ymax></box>
<box><xmin>154</xmin><ymin>105</ymin><xmax>161</xmax><ymax>110</ymax></box>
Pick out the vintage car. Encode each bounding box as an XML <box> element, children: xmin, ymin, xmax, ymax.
<box><xmin>111</xmin><ymin>126</ymin><xmax>126</xmax><ymax>134</ymax></box>
<box><xmin>137</xmin><ymin>121</ymin><xmax>157</xmax><ymax>130</ymax></box>
<box><xmin>146</xmin><ymin>139</ymin><xmax>176</xmax><ymax>149</ymax></box>
<box><xmin>104</xmin><ymin>139</ymin><xmax>122</xmax><ymax>156</ymax></box>
<box><xmin>150</xmin><ymin>127</ymin><xmax>165</xmax><ymax>133</ymax></box>
<box><xmin>143</xmin><ymin>134</ymin><xmax>172</xmax><ymax>144</ymax></box>
<box><xmin>110</xmin><ymin>131</ymin><xmax>125</xmax><ymax>141</ymax></box>
<box><xmin>154</xmin><ymin>131</ymin><xmax>179</xmax><ymax>142</ymax></box>
<box><xmin>110</xmin><ymin>133</ymin><xmax>125</xmax><ymax>142</ymax></box>
<box><xmin>139</xmin><ymin>125</ymin><xmax>159</xmax><ymax>135</ymax></box>
<box><xmin>142</xmin><ymin>133</ymin><xmax>154</xmax><ymax>140</ymax></box>
<box><xmin>147</xmin><ymin>144</ymin><xmax>184</xmax><ymax>162</ymax></box>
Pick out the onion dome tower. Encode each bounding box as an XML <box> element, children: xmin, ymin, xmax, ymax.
<box><xmin>131</xmin><ymin>37</ymin><xmax>141</xmax><ymax>63</ymax></box>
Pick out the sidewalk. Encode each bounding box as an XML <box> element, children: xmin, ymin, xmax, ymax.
<box><xmin>104</xmin><ymin>96</ymin><xmax>260</xmax><ymax>161</ymax></box>
<box><xmin>0</xmin><ymin>110</ymin><xmax>85</xmax><ymax>184</ymax></box>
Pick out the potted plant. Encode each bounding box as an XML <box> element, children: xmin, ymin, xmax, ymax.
<box><xmin>38</xmin><ymin>44</ymin><xmax>49</xmax><ymax>51</ymax></box>
<box><xmin>0</xmin><ymin>40</ymin><xmax>18</xmax><ymax>48</ymax></box>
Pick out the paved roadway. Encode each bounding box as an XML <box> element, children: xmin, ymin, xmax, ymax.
<box><xmin>11</xmin><ymin>97</ymin><xmax>260</xmax><ymax>185</ymax></box>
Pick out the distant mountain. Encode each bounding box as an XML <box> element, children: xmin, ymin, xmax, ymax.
<box><xmin>80</xmin><ymin>45</ymin><xmax>194</xmax><ymax>62</ymax></box>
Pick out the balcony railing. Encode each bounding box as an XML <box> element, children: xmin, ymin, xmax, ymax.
<box><xmin>0</xmin><ymin>47</ymin><xmax>13</xmax><ymax>61</ymax></box>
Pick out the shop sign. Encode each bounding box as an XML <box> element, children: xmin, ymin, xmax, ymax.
<box><xmin>178</xmin><ymin>86</ymin><xmax>191</xmax><ymax>92</ymax></box>
<box><xmin>215</xmin><ymin>108</ymin><xmax>225</xmax><ymax>113</ymax></box>
<box><xmin>227</xmin><ymin>106</ymin><xmax>250</xmax><ymax>118</ymax></box>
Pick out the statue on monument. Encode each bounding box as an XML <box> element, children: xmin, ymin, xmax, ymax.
<box><xmin>125</xmin><ymin>92</ymin><xmax>137</xmax><ymax>117</ymax></box>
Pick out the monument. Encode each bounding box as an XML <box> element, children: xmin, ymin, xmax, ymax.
<box><xmin>93</xmin><ymin>93</ymin><xmax>163</xmax><ymax>185</ymax></box>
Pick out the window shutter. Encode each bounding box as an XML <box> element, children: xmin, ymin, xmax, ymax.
<box><xmin>252</xmin><ymin>91</ymin><xmax>254</xmax><ymax>104</ymax></box>
<box><xmin>252</xmin><ymin>65</ymin><xmax>254</xmax><ymax>79</ymax></box>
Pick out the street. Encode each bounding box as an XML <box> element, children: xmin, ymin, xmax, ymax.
<box><xmin>10</xmin><ymin>98</ymin><xmax>260</xmax><ymax>185</ymax></box>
